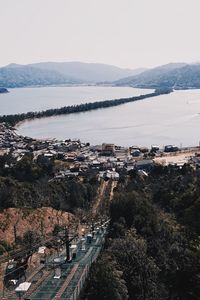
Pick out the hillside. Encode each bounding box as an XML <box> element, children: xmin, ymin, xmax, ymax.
<box><xmin>0</xmin><ymin>207</ymin><xmax>74</xmax><ymax>245</ymax></box>
<box><xmin>83</xmin><ymin>164</ymin><xmax>200</xmax><ymax>300</ymax></box>
<box><xmin>29</xmin><ymin>61</ymin><xmax>146</xmax><ymax>83</ymax></box>
<box><xmin>0</xmin><ymin>173</ymin><xmax>99</xmax><ymax>213</ymax></box>
<box><xmin>115</xmin><ymin>63</ymin><xmax>200</xmax><ymax>89</ymax></box>
<box><xmin>0</xmin><ymin>62</ymin><xmax>146</xmax><ymax>87</ymax></box>
<box><xmin>0</xmin><ymin>207</ymin><xmax>76</xmax><ymax>293</ymax></box>
<box><xmin>0</xmin><ymin>64</ymin><xmax>81</xmax><ymax>88</ymax></box>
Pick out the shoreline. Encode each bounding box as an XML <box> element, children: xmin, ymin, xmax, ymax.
<box><xmin>0</xmin><ymin>88</ymin><xmax>172</xmax><ymax>127</ymax></box>
<box><xmin>6</xmin><ymin>121</ymin><xmax>200</xmax><ymax>152</ymax></box>
<box><xmin>1</xmin><ymin>122</ymin><xmax>200</xmax><ymax>170</ymax></box>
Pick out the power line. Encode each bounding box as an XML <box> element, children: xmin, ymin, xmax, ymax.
<box><xmin>0</xmin><ymin>236</ymin><xmax>55</xmax><ymax>264</ymax></box>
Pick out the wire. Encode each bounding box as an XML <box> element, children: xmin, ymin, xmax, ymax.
<box><xmin>0</xmin><ymin>236</ymin><xmax>56</xmax><ymax>264</ymax></box>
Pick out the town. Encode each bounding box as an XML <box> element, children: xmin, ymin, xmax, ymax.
<box><xmin>1</xmin><ymin>125</ymin><xmax>200</xmax><ymax>300</ymax></box>
<box><xmin>1</xmin><ymin>123</ymin><xmax>200</xmax><ymax>182</ymax></box>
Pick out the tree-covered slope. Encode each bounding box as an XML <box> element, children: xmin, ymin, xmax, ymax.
<box><xmin>29</xmin><ymin>61</ymin><xmax>146</xmax><ymax>83</ymax></box>
<box><xmin>0</xmin><ymin>64</ymin><xmax>81</xmax><ymax>88</ymax></box>
<box><xmin>83</xmin><ymin>164</ymin><xmax>200</xmax><ymax>300</ymax></box>
<box><xmin>0</xmin><ymin>154</ymin><xmax>99</xmax><ymax>212</ymax></box>
<box><xmin>0</xmin><ymin>62</ymin><xmax>146</xmax><ymax>87</ymax></box>
<box><xmin>115</xmin><ymin>63</ymin><xmax>200</xmax><ymax>89</ymax></box>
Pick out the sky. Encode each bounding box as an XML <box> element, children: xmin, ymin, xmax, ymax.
<box><xmin>0</xmin><ymin>0</ymin><xmax>200</xmax><ymax>69</ymax></box>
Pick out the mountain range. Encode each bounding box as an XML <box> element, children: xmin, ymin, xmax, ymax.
<box><xmin>1</xmin><ymin>61</ymin><xmax>200</xmax><ymax>89</ymax></box>
<box><xmin>28</xmin><ymin>62</ymin><xmax>145</xmax><ymax>83</ymax></box>
<box><xmin>115</xmin><ymin>62</ymin><xmax>200</xmax><ymax>89</ymax></box>
<box><xmin>0</xmin><ymin>62</ymin><xmax>145</xmax><ymax>88</ymax></box>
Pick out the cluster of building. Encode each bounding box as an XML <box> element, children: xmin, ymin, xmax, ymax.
<box><xmin>1</xmin><ymin>123</ymin><xmax>200</xmax><ymax>181</ymax></box>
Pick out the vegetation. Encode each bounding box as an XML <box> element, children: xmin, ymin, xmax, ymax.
<box><xmin>83</xmin><ymin>165</ymin><xmax>200</xmax><ymax>300</ymax></box>
<box><xmin>22</xmin><ymin>230</ymin><xmax>41</xmax><ymax>251</ymax></box>
<box><xmin>82</xmin><ymin>254</ymin><xmax>128</xmax><ymax>300</ymax></box>
<box><xmin>0</xmin><ymin>153</ymin><xmax>99</xmax><ymax>212</ymax></box>
<box><xmin>0</xmin><ymin>62</ymin><xmax>145</xmax><ymax>87</ymax></box>
<box><xmin>0</xmin><ymin>240</ymin><xmax>12</xmax><ymax>255</ymax></box>
<box><xmin>0</xmin><ymin>89</ymin><xmax>172</xmax><ymax>126</ymax></box>
<box><xmin>0</xmin><ymin>64</ymin><xmax>78</xmax><ymax>88</ymax></box>
<box><xmin>115</xmin><ymin>63</ymin><xmax>200</xmax><ymax>89</ymax></box>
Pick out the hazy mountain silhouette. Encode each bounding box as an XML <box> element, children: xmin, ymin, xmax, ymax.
<box><xmin>115</xmin><ymin>63</ymin><xmax>200</xmax><ymax>89</ymax></box>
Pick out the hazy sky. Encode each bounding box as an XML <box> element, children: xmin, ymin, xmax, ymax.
<box><xmin>0</xmin><ymin>0</ymin><xmax>200</xmax><ymax>69</ymax></box>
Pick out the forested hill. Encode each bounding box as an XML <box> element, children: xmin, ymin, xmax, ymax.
<box><xmin>0</xmin><ymin>88</ymin><xmax>172</xmax><ymax>126</ymax></box>
<box><xmin>0</xmin><ymin>153</ymin><xmax>99</xmax><ymax>212</ymax></box>
<box><xmin>83</xmin><ymin>164</ymin><xmax>200</xmax><ymax>300</ymax></box>
<box><xmin>29</xmin><ymin>62</ymin><xmax>146</xmax><ymax>83</ymax></box>
<box><xmin>115</xmin><ymin>63</ymin><xmax>200</xmax><ymax>89</ymax></box>
<box><xmin>3</xmin><ymin>61</ymin><xmax>200</xmax><ymax>89</ymax></box>
<box><xmin>0</xmin><ymin>64</ymin><xmax>81</xmax><ymax>88</ymax></box>
<box><xmin>0</xmin><ymin>62</ymin><xmax>146</xmax><ymax>87</ymax></box>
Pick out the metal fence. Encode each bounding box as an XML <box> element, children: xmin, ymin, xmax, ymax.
<box><xmin>69</xmin><ymin>246</ymin><xmax>102</xmax><ymax>300</ymax></box>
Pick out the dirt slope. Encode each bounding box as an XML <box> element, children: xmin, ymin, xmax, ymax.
<box><xmin>0</xmin><ymin>207</ymin><xmax>75</xmax><ymax>245</ymax></box>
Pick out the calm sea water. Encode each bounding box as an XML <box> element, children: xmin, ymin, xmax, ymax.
<box><xmin>0</xmin><ymin>86</ymin><xmax>150</xmax><ymax>115</ymax></box>
<box><xmin>3</xmin><ymin>87</ymin><xmax>200</xmax><ymax>147</ymax></box>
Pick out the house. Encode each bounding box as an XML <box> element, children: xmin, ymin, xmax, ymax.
<box><xmin>164</xmin><ymin>145</ymin><xmax>179</xmax><ymax>152</ymax></box>
<box><xmin>189</xmin><ymin>156</ymin><xmax>200</xmax><ymax>168</ymax></box>
<box><xmin>151</xmin><ymin>145</ymin><xmax>160</xmax><ymax>152</ymax></box>
<box><xmin>105</xmin><ymin>170</ymin><xmax>119</xmax><ymax>180</ymax></box>
<box><xmin>135</xmin><ymin>159</ymin><xmax>154</xmax><ymax>171</ymax></box>
<box><xmin>131</xmin><ymin>149</ymin><xmax>141</xmax><ymax>157</ymax></box>
<box><xmin>91</xmin><ymin>160</ymin><xmax>101</xmax><ymax>168</ymax></box>
<box><xmin>99</xmin><ymin>170</ymin><xmax>119</xmax><ymax>180</ymax></box>
<box><xmin>55</xmin><ymin>169</ymin><xmax>79</xmax><ymax>179</ymax></box>
<box><xmin>64</xmin><ymin>153</ymin><xmax>76</xmax><ymax>162</ymax></box>
<box><xmin>101</xmin><ymin>143</ymin><xmax>115</xmax><ymax>156</ymax></box>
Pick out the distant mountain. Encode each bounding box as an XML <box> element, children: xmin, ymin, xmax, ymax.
<box><xmin>29</xmin><ymin>62</ymin><xmax>146</xmax><ymax>83</ymax></box>
<box><xmin>0</xmin><ymin>62</ymin><xmax>146</xmax><ymax>88</ymax></box>
<box><xmin>4</xmin><ymin>61</ymin><xmax>200</xmax><ymax>89</ymax></box>
<box><xmin>115</xmin><ymin>63</ymin><xmax>186</xmax><ymax>88</ymax></box>
<box><xmin>114</xmin><ymin>63</ymin><xmax>200</xmax><ymax>89</ymax></box>
<box><xmin>0</xmin><ymin>64</ymin><xmax>81</xmax><ymax>88</ymax></box>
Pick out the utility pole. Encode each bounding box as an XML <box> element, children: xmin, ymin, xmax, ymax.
<box><xmin>91</xmin><ymin>220</ymin><xmax>95</xmax><ymax>237</ymax></box>
<box><xmin>65</xmin><ymin>227</ymin><xmax>70</xmax><ymax>262</ymax></box>
<box><xmin>64</xmin><ymin>227</ymin><xmax>78</xmax><ymax>263</ymax></box>
<box><xmin>13</xmin><ymin>224</ymin><xmax>17</xmax><ymax>244</ymax></box>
